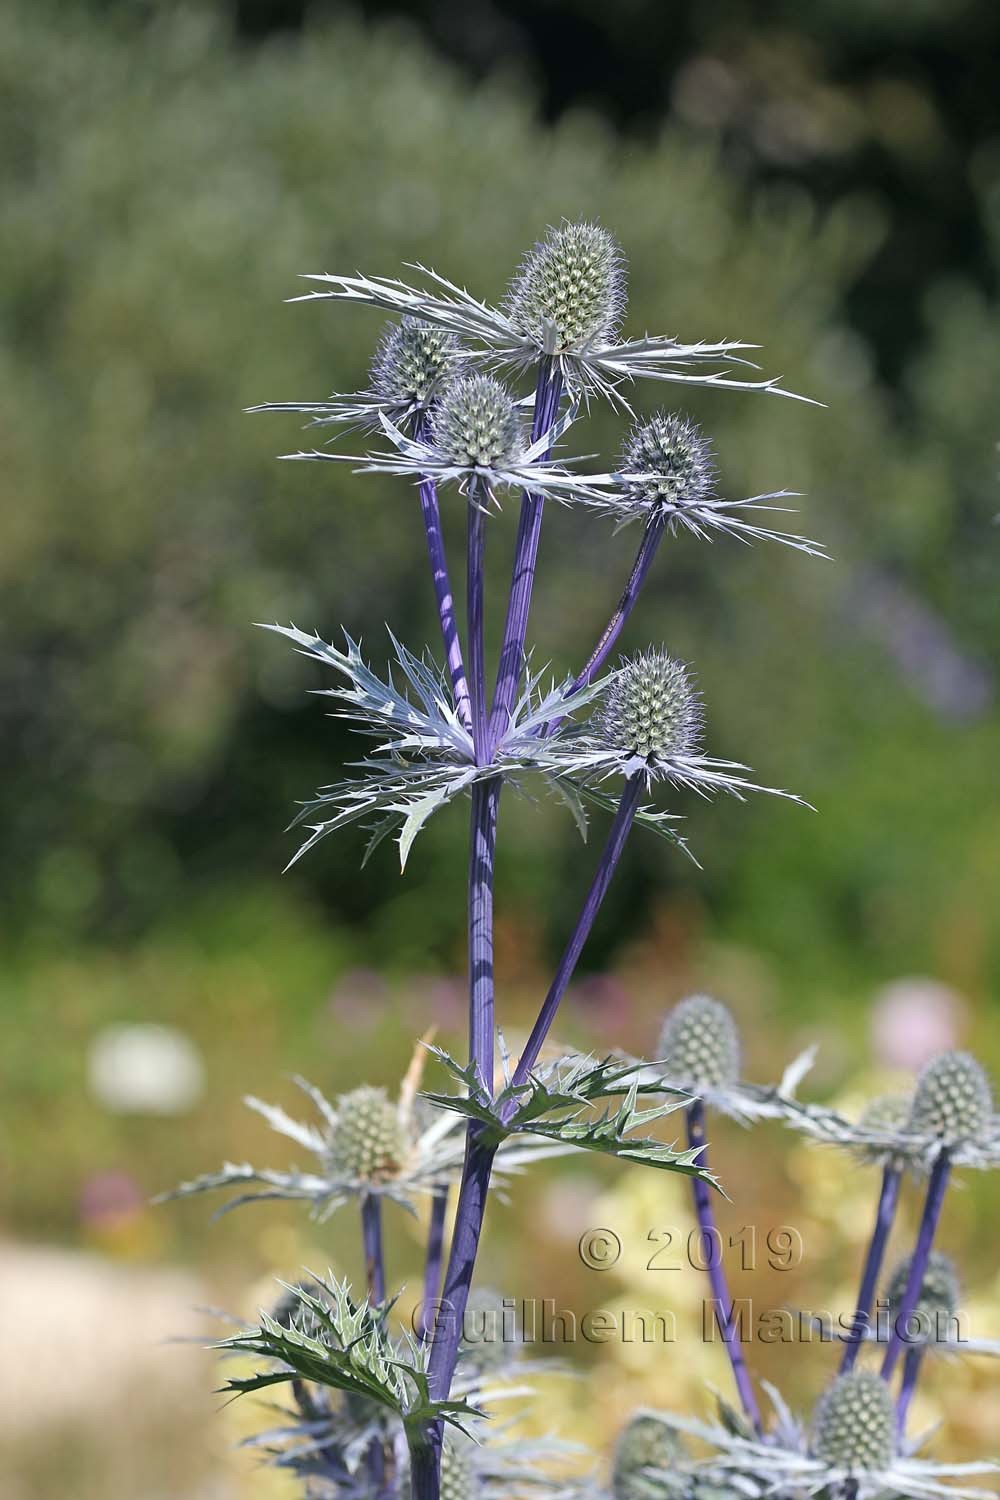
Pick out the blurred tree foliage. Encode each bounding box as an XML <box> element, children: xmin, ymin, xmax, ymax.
<box><xmin>1</xmin><ymin>1</ymin><xmax>998</xmax><ymax>1003</ymax></box>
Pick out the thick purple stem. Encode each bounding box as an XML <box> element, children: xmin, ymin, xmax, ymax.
<box><xmin>881</xmin><ymin>1150</ymin><xmax>951</xmax><ymax>1380</ymax></box>
<box><xmin>487</xmin><ymin>358</ymin><xmax>563</xmax><ymax>754</ymax></box>
<box><xmin>840</xmin><ymin>1162</ymin><xmax>902</xmax><ymax>1374</ymax></box>
<box><xmin>467</xmin><ymin>778</ymin><xmax>499</xmax><ymax>1097</ymax></box>
<box><xmin>686</xmin><ymin>1100</ymin><xmax>763</xmax><ymax>1436</ymax></box>
<box><xmin>896</xmin><ymin>1345</ymin><xmax>925</xmax><ymax>1436</ymax></box>
<box><xmin>466</xmin><ymin>496</ymin><xmax>488</xmax><ymax>762</ymax></box>
<box><xmin>408</xmin><ymin>1433</ymin><xmax>441</xmax><ymax>1500</ymax></box>
<box><xmin>426</xmin><ymin>1130</ymin><xmax>497</xmax><ymax>1400</ymax></box>
<box><xmin>570</xmin><ymin>515</ymin><xmax>666</xmax><ymax>693</ymax></box>
<box><xmin>413</xmin><ymin>412</ymin><xmax>471</xmax><ymax>731</ymax></box>
<box><xmin>505</xmin><ymin>774</ymin><xmax>642</xmax><ymax>1106</ymax></box>
<box><xmin>419</xmin><ymin>1187</ymin><xmax>449</xmax><ymax>1341</ymax></box>
<box><xmin>361</xmin><ymin>1194</ymin><xmax>386</xmax><ymax>1488</ymax></box>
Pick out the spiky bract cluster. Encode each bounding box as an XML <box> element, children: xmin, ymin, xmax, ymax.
<box><xmin>430</xmin><ymin>373</ymin><xmax>523</xmax><ymax>470</ymax></box>
<box><xmin>507</xmin><ymin>222</ymin><xmax>626</xmax><ymax>353</ymax></box>
<box><xmin>886</xmin><ymin>1251</ymin><xmax>960</xmax><ymax>1343</ymax></box>
<box><xmin>440</xmin><ymin>1434</ymin><xmax>480</xmax><ymax>1500</ymax></box>
<box><xmin>909</xmin><ymin>1051</ymin><xmax>992</xmax><ymax>1146</ymax></box>
<box><xmin>658</xmin><ymin>996</ymin><xmax>741</xmax><ymax>1089</ymax></box>
<box><xmin>370</xmin><ymin>316</ymin><xmax>460</xmax><ymax>407</ymax></box>
<box><xmin>621</xmin><ymin>412</ymin><xmax>715</xmax><ymax>512</ymax></box>
<box><xmin>326</xmin><ymin>1086</ymin><xmax>405</xmax><ymax>1183</ymax></box>
<box><xmin>812</xmin><ymin>1371</ymin><xmax>895</xmax><ymax>1472</ymax></box>
<box><xmin>598</xmin><ymin>651</ymin><xmax>702</xmax><ymax>769</ymax></box>
<box><xmin>613</xmin><ymin>1412</ymin><xmax>684</xmax><ymax>1499</ymax></box>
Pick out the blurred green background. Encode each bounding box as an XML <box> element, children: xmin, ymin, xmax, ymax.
<box><xmin>2</xmin><ymin>0</ymin><xmax>998</xmax><ymax>1494</ymax></box>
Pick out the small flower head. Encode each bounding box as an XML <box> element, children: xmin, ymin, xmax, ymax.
<box><xmin>613</xmin><ymin>1411</ymin><xmax>685</xmax><ymax>1499</ymax></box>
<box><xmin>909</xmin><ymin>1051</ymin><xmax>993</xmax><ymax>1147</ymax></box>
<box><xmin>812</xmin><ymin>1371</ymin><xmax>895</xmax><ymax>1473</ymax></box>
<box><xmin>658</xmin><ymin>996</ymin><xmax>741</xmax><ymax>1090</ymax></box>
<box><xmin>325</xmin><ymin>1085</ymin><xmax>406</xmax><ymax>1183</ymax></box>
<box><xmin>619</xmin><ymin>412</ymin><xmax>716</xmax><ymax>517</ymax></box>
<box><xmin>370</xmin><ymin>316</ymin><xmax>460</xmax><ymax>407</ymax></box>
<box><xmin>886</xmin><ymin>1251</ymin><xmax>960</xmax><ymax>1344</ymax></box>
<box><xmin>429</xmin><ymin>373</ymin><xmax>524</xmax><ymax>470</ymax></box>
<box><xmin>597</xmin><ymin>651</ymin><xmax>703</xmax><ymax>771</ymax></box>
<box><xmin>507</xmin><ymin>221</ymin><xmax>626</xmax><ymax>354</ymax></box>
<box><xmin>440</xmin><ymin>1433</ymin><xmax>480</xmax><ymax>1500</ymax></box>
<box><xmin>460</xmin><ymin>1287</ymin><xmax>517</xmax><ymax>1374</ymax></box>
<box><xmin>852</xmin><ymin>1092</ymin><xmax>915</xmax><ymax>1166</ymax></box>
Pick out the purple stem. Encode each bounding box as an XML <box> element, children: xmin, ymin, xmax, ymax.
<box><xmin>466</xmin><ymin>496</ymin><xmax>488</xmax><ymax>762</ymax></box>
<box><xmin>487</xmin><ymin>358</ymin><xmax>563</xmax><ymax>754</ymax></box>
<box><xmin>840</xmin><ymin>1162</ymin><xmax>902</xmax><ymax>1374</ymax></box>
<box><xmin>360</xmin><ymin>1194</ymin><xmax>386</xmax><ymax>1489</ymax></box>
<box><xmin>504</xmin><ymin>774</ymin><xmax>643</xmax><ymax>1107</ymax></box>
<box><xmin>686</xmin><ymin>1100</ymin><xmax>763</xmax><ymax>1436</ymax></box>
<box><xmin>409</xmin><ymin>1434</ymin><xmax>441</xmax><ymax>1500</ymax></box>
<box><xmin>569</xmin><ymin>515</ymin><xmax>666</xmax><ymax>694</ymax></box>
<box><xmin>419</xmin><ymin>1187</ymin><xmax>450</xmax><ymax>1341</ymax></box>
<box><xmin>414</xmin><ymin>411</ymin><xmax>471</xmax><ymax>731</ymax></box>
<box><xmin>881</xmin><ymin>1150</ymin><xmax>951</xmax><ymax>1380</ymax></box>
<box><xmin>896</xmin><ymin>1345</ymin><xmax>925</xmax><ymax>1436</ymax></box>
<box><xmin>467</xmin><ymin>778</ymin><xmax>500</xmax><ymax>1098</ymax></box>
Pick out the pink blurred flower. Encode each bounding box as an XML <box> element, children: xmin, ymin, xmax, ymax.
<box><xmin>871</xmin><ymin>977</ymin><xmax>966</xmax><ymax>1071</ymax></box>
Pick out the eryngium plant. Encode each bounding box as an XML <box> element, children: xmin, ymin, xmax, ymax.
<box><xmin>176</xmin><ymin>220</ymin><xmax>830</xmax><ymax>1499</ymax></box>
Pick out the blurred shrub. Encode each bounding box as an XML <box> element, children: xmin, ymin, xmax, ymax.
<box><xmin>0</xmin><ymin>1</ymin><xmax>998</xmax><ymax>1005</ymax></box>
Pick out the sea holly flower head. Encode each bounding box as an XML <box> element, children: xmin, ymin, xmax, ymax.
<box><xmin>812</xmin><ymin>1371</ymin><xmax>895</xmax><ymax>1472</ymax></box>
<box><xmin>429</xmin><ymin>373</ymin><xmax>525</xmax><ymax>472</ymax></box>
<box><xmin>597</xmin><ymin>651</ymin><xmax>703</xmax><ymax>770</ymax></box>
<box><xmin>371</xmin><ymin>316</ymin><xmax>462</xmax><ymax>410</ymax></box>
<box><xmin>579</xmin><ymin>409</ymin><xmax>825</xmax><ymax>556</ymax></box>
<box><xmin>290</xmin><ymin>222</ymin><xmax>817</xmax><ymax>407</ymax></box>
<box><xmin>506</xmin><ymin>221</ymin><xmax>627</xmax><ymax>357</ymax></box>
<box><xmin>635</xmin><ymin>1384</ymin><xmax>1000</xmax><ymax>1500</ymax></box>
<box><xmin>658</xmin><ymin>995</ymin><xmax>741</xmax><ymax>1091</ymax></box>
<box><xmin>326</xmin><ymin>1084</ymin><xmax>407</xmax><ymax>1184</ymax></box>
<box><xmin>909</xmin><ymin>1050</ymin><xmax>993</xmax><ymax>1147</ymax></box>
<box><xmin>612</xmin><ymin>1411</ymin><xmax>686</xmax><ymax>1500</ymax></box>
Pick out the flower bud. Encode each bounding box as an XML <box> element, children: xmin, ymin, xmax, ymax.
<box><xmin>507</xmin><ymin>222</ymin><xmax>626</xmax><ymax>353</ymax></box>
<box><xmin>326</xmin><ymin>1085</ymin><xmax>405</xmax><ymax>1183</ymax></box>
<box><xmin>598</xmin><ymin>650</ymin><xmax>702</xmax><ymax>768</ymax></box>
<box><xmin>909</xmin><ymin>1051</ymin><xmax>992</xmax><ymax>1146</ymax></box>
<box><xmin>812</xmin><ymin>1371</ymin><xmax>895</xmax><ymax>1472</ymax></box>
<box><xmin>440</xmin><ymin>1433</ymin><xmax>480</xmax><ymax>1500</ymax></box>
<box><xmin>430</xmin><ymin>374</ymin><xmax>523</xmax><ymax>470</ymax></box>
<box><xmin>612</xmin><ymin>1412</ymin><xmax>684</xmax><ymax>1500</ymax></box>
<box><xmin>658</xmin><ymin>995</ymin><xmax>741</xmax><ymax>1090</ymax></box>
<box><xmin>620</xmin><ymin>412</ymin><xmax>715</xmax><ymax>512</ymax></box>
<box><xmin>885</xmin><ymin>1251</ymin><xmax>960</xmax><ymax>1345</ymax></box>
<box><xmin>370</xmin><ymin>316</ymin><xmax>459</xmax><ymax>406</ymax></box>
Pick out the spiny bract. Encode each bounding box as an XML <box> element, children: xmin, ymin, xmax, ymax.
<box><xmin>507</xmin><ymin>221</ymin><xmax>626</xmax><ymax>353</ymax></box>
<box><xmin>612</xmin><ymin>1412</ymin><xmax>685</xmax><ymax>1499</ymax></box>
<box><xmin>909</xmin><ymin>1050</ymin><xmax>992</xmax><ymax>1145</ymax></box>
<box><xmin>886</xmin><ymin>1250</ymin><xmax>960</xmax><ymax>1342</ymax></box>
<box><xmin>370</xmin><ymin>316</ymin><xmax>460</xmax><ymax>406</ymax></box>
<box><xmin>812</xmin><ymin>1371</ymin><xmax>895</xmax><ymax>1472</ymax></box>
<box><xmin>621</xmin><ymin>412</ymin><xmax>715</xmax><ymax>511</ymax></box>
<box><xmin>658</xmin><ymin>995</ymin><xmax>741</xmax><ymax>1089</ymax></box>
<box><xmin>325</xmin><ymin>1085</ymin><xmax>406</xmax><ymax>1183</ymax></box>
<box><xmin>430</xmin><ymin>373</ymin><xmax>523</xmax><ymax>470</ymax></box>
<box><xmin>598</xmin><ymin>650</ymin><xmax>702</xmax><ymax>767</ymax></box>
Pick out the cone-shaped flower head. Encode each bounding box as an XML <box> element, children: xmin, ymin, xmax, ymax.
<box><xmin>620</xmin><ymin>412</ymin><xmax>716</xmax><ymax>514</ymax></box>
<box><xmin>613</xmin><ymin>1412</ymin><xmax>685</xmax><ymax>1499</ymax></box>
<box><xmin>886</xmin><ymin>1251</ymin><xmax>960</xmax><ymax>1344</ymax></box>
<box><xmin>658</xmin><ymin>995</ymin><xmax>741</xmax><ymax>1090</ymax></box>
<box><xmin>507</xmin><ymin>222</ymin><xmax>626</xmax><ymax>354</ymax></box>
<box><xmin>859</xmin><ymin>1093</ymin><xmax>913</xmax><ymax>1134</ymax></box>
<box><xmin>325</xmin><ymin>1085</ymin><xmax>406</xmax><ymax>1184</ymax></box>
<box><xmin>370</xmin><ymin>316</ymin><xmax>460</xmax><ymax>407</ymax></box>
<box><xmin>598</xmin><ymin>651</ymin><xmax>702</xmax><ymax>772</ymax></box>
<box><xmin>812</xmin><ymin>1371</ymin><xmax>895</xmax><ymax>1472</ymax></box>
<box><xmin>429</xmin><ymin>373</ymin><xmax>524</xmax><ymax>470</ymax></box>
<box><xmin>440</xmin><ymin>1433</ymin><xmax>481</xmax><ymax>1500</ymax></box>
<box><xmin>909</xmin><ymin>1051</ymin><xmax>992</xmax><ymax>1147</ymax></box>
